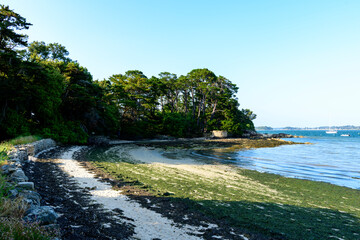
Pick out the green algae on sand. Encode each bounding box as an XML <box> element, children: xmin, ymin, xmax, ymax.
<box><xmin>82</xmin><ymin>140</ymin><xmax>359</xmax><ymax>240</ymax></box>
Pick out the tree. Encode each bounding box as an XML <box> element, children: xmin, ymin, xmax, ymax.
<box><xmin>0</xmin><ymin>5</ymin><xmax>32</xmax><ymax>138</ymax></box>
<box><xmin>27</xmin><ymin>41</ymin><xmax>49</xmax><ymax>60</ymax></box>
<box><xmin>27</xmin><ymin>41</ymin><xmax>70</xmax><ymax>62</ymax></box>
<box><xmin>0</xmin><ymin>5</ymin><xmax>31</xmax><ymax>51</ymax></box>
<box><xmin>158</xmin><ymin>72</ymin><xmax>179</xmax><ymax>113</ymax></box>
<box><xmin>48</xmin><ymin>43</ymin><xmax>69</xmax><ymax>61</ymax></box>
<box><xmin>187</xmin><ymin>68</ymin><xmax>217</xmax><ymax>131</ymax></box>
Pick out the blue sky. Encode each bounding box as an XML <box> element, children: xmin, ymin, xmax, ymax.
<box><xmin>4</xmin><ymin>0</ymin><xmax>360</xmax><ymax>127</ymax></box>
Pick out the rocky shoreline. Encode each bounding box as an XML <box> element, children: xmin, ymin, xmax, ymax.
<box><xmin>1</xmin><ymin>139</ymin><xmax>59</xmax><ymax>230</ymax></box>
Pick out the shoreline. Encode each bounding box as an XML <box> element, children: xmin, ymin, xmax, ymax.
<box><xmin>81</xmin><ymin>141</ymin><xmax>360</xmax><ymax>240</ymax></box>
<box><xmin>108</xmin><ymin>137</ymin><xmax>307</xmax><ymax>149</ymax></box>
<box><xmin>18</xmin><ymin>139</ymin><xmax>360</xmax><ymax>239</ymax></box>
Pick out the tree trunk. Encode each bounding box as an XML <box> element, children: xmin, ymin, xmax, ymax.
<box><xmin>210</xmin><ymin>99</ymin><xmax>218</xmax><ymax>121</ymax></box>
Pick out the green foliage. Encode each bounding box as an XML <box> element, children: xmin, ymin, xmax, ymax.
<box><xmin>0</xmin><ymin>6</ymin><xmax>116</xmax><ymax>143</ymax></box>
<box><xmin>1</xmin><ymin>4</ymin><xmax>256</xmax><ymax>143</ymax></box>
<box><xmin>41</xmin><ymin>121</ymin><xmax>88</xmax><ymax>144</ymax></box>
<box><xmin>161</xmin><ymin>112</ymin><xmax>195</xmax><ymax>137</ymax></box>
<box><xmin>0</xmin><ymin>174</ymin><xmax>12</xmax><ymax>198</ymax></box>
<box><xmin>108</xmin><ymin>68</ymin><xmax>256</xmax><ymax>139</ymax></box>
<box><xmin>0</xmin><ymin>218</ymin><xmax>58</xmax><ymax>240</ymax></box>
<box><xmin>1</xmin><ymin>109</ymin><xmax>30</xmax><ymax>138</ymax></box>
<box><xmin>0</xmin><ymin>5</ymin><xmax>31</xmax><ymax>51</ymax></box>
<box><xmin>26</xmin><ymin>41</ymin><xmax>70</xmax><ymax>62</ymax></box>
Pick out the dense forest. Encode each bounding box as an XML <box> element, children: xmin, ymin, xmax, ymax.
<box><xmin>0</xmin><ymin>5</ymin><xmax>256</xmax><ymax>143</ymax></box>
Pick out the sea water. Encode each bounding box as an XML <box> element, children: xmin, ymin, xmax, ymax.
<box><xmin>195</xmin><ymin>130</ymin><xmax>360</xmax><ymax>190</ymax></box>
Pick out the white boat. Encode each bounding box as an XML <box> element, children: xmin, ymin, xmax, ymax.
<box><xmin>326</xmin><ymin>129</ymin><xmax>337</xmax><ymax>134</ymax></box>
<box><xmin>341</xmin><ymin>134</ymin><xmax>350</xmax><ymax>137</ymax></box>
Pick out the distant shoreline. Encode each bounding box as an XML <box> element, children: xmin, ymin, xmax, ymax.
<box><xmin>257</xmin><ymin>128</ymin><xmax>360</xmax><ymax>131</ymax></box>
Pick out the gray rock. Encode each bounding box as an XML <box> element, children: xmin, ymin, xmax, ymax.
<box><xmin>24</xmin><ymin>206</ymin><xmax>58</xmax><ymax>225</ymax></box>
<box><xmin>25</xmin><ymin>139</ymin><xmax>56</xmax><ymax>156</ymax></box>
<box><xmin>1</xmin><ymin>163</ymin><xmax>20</xmax><ymax>175</ymax></box>
<box><xmin>8</xmin><ymin>165</ymin><xmax>18</xmax><ymax>173</ymax></box>
<box><xmin>10</xmin><ymin>169</ymin><xmax>28</xmax><ymax>182</ymax></box>
<box><xmin>7</xmin><ymin>150</ymin><xmax>17</xmax><ymax>159</ymax></box>
<box><xmin>8</xmin><ymin>189</ymin><xmax>18</xmax><ymax>199</ymax></box>
<box><xmin>12</xmin><ymin>177</ymin><xmax>28</xmax><ymax>183</ymax></box>
<box><xmin>26</xmin><ymin>145</ymin><xmax>35</xmax><ymax>156</ymax></box>
<box><xmin>19</xmin><ymin>190</ymin><xmax>41</xmax><ymax>208</ymax></box>
<box><xmin>17</xmin><ymin>182</ymin><xmax>34</xmax><ymax>190</ymax></box>
<box><xmin>17</xmin><ymin>149</ymin><xmax>28</xmax><ymax>161</ymax></box>
<box><xmin>270</xmin><ymin>133</ymin><xmax>294</xmax><ymax>138</ymax></box>
<box><xmin>1</xmin><ymin>164</ymin><xmax>10</xmax><ymax>174</ymax></box>
<box><xmin>7</xmin><ymin>159</ymin><xmax>21</xmax><ymax>166</ymax></box>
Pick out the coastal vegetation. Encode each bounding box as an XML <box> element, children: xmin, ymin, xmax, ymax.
<box><xmin>0</xmin><ymin>135</ymin><xmax>41</xmax><ymax>166</ymax></box>
<box><xmin>0</xmin><ymin>4</ymin><xmax>255</xmax><ymax>143</ymax></box>
<box><xmin>0</xmin><ymin>174</ymin><xmax>57</xmax><ymax>240</ymax></box>
<box><xmin>85</xmin><ymin>143</ymin><xmax>360</xmax><ymax>240</ymax></box>
<box><xmin>0</xmin><ymin>136</ymin><xmax>57</xmax><ymax>240</ymax></box>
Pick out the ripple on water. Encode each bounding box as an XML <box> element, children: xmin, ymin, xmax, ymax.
<box><xmin>192</xmin><ymin>135</ymin><xmax>360</xmax><ymax>189</ymax></box>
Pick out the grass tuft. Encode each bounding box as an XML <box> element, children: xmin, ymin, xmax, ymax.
<box><xmin>0</xmin><ymin>197</ymin><xmax>28</xmax><ymax>218</ymax></box>
<box><xmin>8</xmin><ymin>135</ymin><xmax>42</xmax><ymax>146</ymax></box>
<box><xmin>0</xmin><ymin>218</ymin><xmax>59</xmax><ymax>240</ymax></box>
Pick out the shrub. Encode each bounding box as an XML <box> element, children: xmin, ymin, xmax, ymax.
<box><xmin>0</xmin><ymin>218</ymin><xmax>58</xmax><ymax>240</ymax></box>
<box><xmin>41</xmin><ymin>121</ymin><xmax>88</xmax><ymax>144</ymax></box>
<box><xmin>0</xmin><ymin>143</ymin><xmax>11</xmax><ymax>166</ymax></box>
<box><xmin>0</xmin><ymin>197</ymin><xmax>28</xmax><ymax>218</ymax></box>
<box><xmin>0</xmin><ymin>174</ymin><xmax>12</xmax><ymax>199</ymax></box>
<box><xmin>0</xmin><ymin>109</ymin><xmax>31</xmax><ymax>139</ymax></box>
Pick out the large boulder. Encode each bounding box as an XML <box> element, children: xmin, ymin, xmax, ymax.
<box><xmin>19</xmin><ymin>190</ymin><xmax>41</xmax><ymax>208</ymax></box>
<box><xmin>10</xmin><ymin>169</ymin><xmax>28</xmax><ymax>182</ymax></box>
<box><xmin>25</xmin><ymin>139</ymin><xmax>56</xmax><ymax>156</ymax></box>
<box><xmin>24</xmin><ymin>206</ymin><xmax>58</xmax><ymax>225</ymax></box>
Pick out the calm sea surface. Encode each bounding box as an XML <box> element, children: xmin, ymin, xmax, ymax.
<box><xmin>194</xmin><ymin>130</ymin><xmax>360</xmax><ymax>189</ymax></box>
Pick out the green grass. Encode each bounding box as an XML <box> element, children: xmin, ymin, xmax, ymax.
<box><xmin>0</xmin><ymin>174</ymin><xmax>12</xmax><ymax>199</ymax></box>
<box><xmin>7</xmin><ymin>135</ymin><xmax>42</xmax><ymax>146</ymax></box>
<box><xmin>0</xmin><ymin>135</ymin><xmax>42</xmax><ymax>165</ymax></box>
<box><xmin>0</xmin><ymin>143</ymin><xmax>11</xmax><ymax>166</ymax></box>
<box><xmin>86</xmin><ymin>147</ymin><xmax>360</xmax><ymax>240</ymax></box>
<box><xmin>0</xmin><ymin>218</ymin><xmax>58</xmax><ymax>240</ymax></box>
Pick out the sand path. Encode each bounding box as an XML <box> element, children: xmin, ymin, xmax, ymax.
<box><xmin>58</xmin><ymin>146</ymin><xmax>219</xmax><ymax>240</ymax></box>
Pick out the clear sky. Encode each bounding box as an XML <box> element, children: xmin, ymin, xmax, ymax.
<box><xmin>3</xmin><ymin>0</ymin><xmax>360</xmax><ymax>128</ymax></box>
